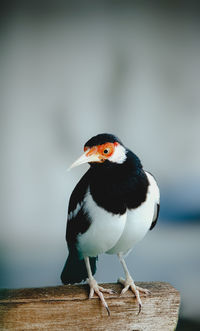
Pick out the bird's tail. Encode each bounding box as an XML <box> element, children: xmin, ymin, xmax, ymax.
<box><xmin>61</xmin><ymin>248</ymin><xmax>97</xmax><ymax>284</ymax></box>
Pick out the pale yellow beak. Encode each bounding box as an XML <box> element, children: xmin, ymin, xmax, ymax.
<box><xmin>68</xmin><ymin>150</ymin><xmax>100</xmax><ymax>170</ymax></box>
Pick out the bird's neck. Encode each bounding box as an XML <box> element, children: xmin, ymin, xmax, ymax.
<box><xmin>88</xmin><ymin>151</ymin><xmax>149</xmax><ymax>214</ymax></box>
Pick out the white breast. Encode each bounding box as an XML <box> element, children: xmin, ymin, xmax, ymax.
<box><xmin>77</xmin><ymin>188</ymin><xmax>127</xmax><ymax>257</ymax></box>
<box><xmin>106</xmin><ymin>172</ymin><xmax>159</xmax><ymax>255</ymax></box>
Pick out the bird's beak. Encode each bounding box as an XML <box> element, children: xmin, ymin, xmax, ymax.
<box><xmin>68</xmin><ymin>147</ymin><xmax>100</xmax><ymax>170</ymax></box>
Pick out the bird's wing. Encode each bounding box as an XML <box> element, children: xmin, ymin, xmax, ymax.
<box><xmin>61</xmin><ymin>170</ymin><xmax>97</xmax><ymax>284</ymax></box>
<box><xmin>66</xmin><ymin>171</ymin><xmax>91</xmax><ymax>247</ymax></box>
<box><xmin>145</xmin><ymin>171</ymin><xmax>160</xmax><ymax>231</ymax></box>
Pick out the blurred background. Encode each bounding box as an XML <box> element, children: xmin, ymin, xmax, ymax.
<box><xmin>1</xmin><ymin>1</ymin><xmax>200</xmax><ymax>330</ymax></box>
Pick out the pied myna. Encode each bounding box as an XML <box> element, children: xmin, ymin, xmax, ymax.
<box><xmin>61</xmin><ymin>133</ymin><xmax>160</xmax><ymax>315</ymax></box>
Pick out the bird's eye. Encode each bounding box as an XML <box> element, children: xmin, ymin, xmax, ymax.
<box><xmin>99</xmin><ymin>143</ymin><xmax>114</xmax><ymax>157</ymax></box>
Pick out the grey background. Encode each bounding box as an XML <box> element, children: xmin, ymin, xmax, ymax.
<box><xmin>1</xmin><ymin>1</ymin><xmax>200</xmax><ymax>328</ymax></box>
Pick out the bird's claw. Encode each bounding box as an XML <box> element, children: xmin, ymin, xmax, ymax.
<box><xmin>87</xmin><ymin>278</ymin><xmax>114</xmax><ymax>316</ymax></box>
<box><xmin>136</xmin><ymin>285</ymin><xmax>151</xmax><ymax>296</ymax></box>
<box><xmin>106</xmin><ymin>306</ymin><xmax>111</xmax><ymax>316</ymax></box>
<box><xmin>118</xmin><ymin>276</ymin><xmax>150</xmax><ymax>314</ymax></box>
<box><xmin>98</xmin><ymin>285</ymin><xmax>116</xmax><ymax>295</ymax></box>
<box><xmin>138</xmin><ymin>303</ymin><xmax>142</xmax><ymax>315</ymax></box>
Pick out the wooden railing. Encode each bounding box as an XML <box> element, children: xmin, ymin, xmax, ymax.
<box><xmin>0</xmin><ymin>282</ymin><xmax>180</xmax><ymax>330</ymax></box>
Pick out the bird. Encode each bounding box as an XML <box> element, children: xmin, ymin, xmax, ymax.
<box><xmin>61</xmin><ymin>133</ymin><xmax>160</xmax><ymax>315</ymax></box>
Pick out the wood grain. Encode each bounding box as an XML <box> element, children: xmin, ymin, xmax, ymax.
<box><xmin>0</xmin><ymin>282</ymin><xmax>180</xmax><ymax>331</ymax></box>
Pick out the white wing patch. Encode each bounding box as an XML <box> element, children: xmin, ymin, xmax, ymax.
<box><xmin>68</xmin><ymin>202</ymin><xmax>83</xmax><ymax>221</ymax></box>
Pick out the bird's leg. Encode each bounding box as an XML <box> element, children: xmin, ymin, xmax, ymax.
<box><xmin>117</xmin><ymin>253</ymin><xmax>151</xmax><ymax>314</ymax></box>
<box><xmin>84</xmin><ymin>257</ymin><xmax>113</xmax><ymax>315</ymax></box>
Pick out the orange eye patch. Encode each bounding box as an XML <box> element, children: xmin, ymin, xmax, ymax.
<box><xmin>84</xmin><ymin>142</ymin><xmax>119</xmax><ymax>162</ymax></box>
<box><xmin>98</xmin><ymin>143</ymin><xmax>115</xmax><ymax>157</ymax></box>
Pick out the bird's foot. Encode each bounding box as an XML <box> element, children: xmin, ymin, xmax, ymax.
<box><xmin>87</xmin><ymin>277</ymin><xmax>114</xmax><ymax>316</ymax></box>
<box><xmin>118</xmin><ymin>276</ymin><xmax>151</xmax><ymax>314</ymax></box>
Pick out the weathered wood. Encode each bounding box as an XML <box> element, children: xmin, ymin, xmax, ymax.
<box><xmin>0</xmin><ymin>282</ymin><xmax>180</xmax><ymax>331</ymax></box>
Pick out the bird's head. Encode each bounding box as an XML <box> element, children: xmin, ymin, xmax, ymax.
<box><xmin>69</xmin><ymin>133</ymin><xmax>127</xmax><ymax>170</ymax></box>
